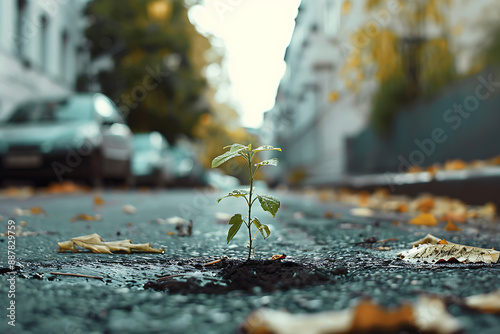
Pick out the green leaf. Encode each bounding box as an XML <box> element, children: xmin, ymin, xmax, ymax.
<box><xmin>227</xmin><ymin>214</ymin><xmax>243</xmax><ymax>244</ymax></box>
<box><xmin>255</xmin><ymin>158</ymin><xmax>278</xmax><ymax>168</ymax></box>
<box><xmin>257</xmin><ymin>194</ymin><xmax>280</xmax><ymax>218</ymax></box>
<box><xmin>211</xmin><ymin>144</ymin><xmax>248</xmax><ymax>168</ymax></box>
<box><xmin>218</xmin><ymin>189</ymin><xmax>250</xmax><ymax>203</ymax></box>
<box><xmin>252</xmin><ymin>145</ymin><xmax>282</xmax><ymax>152</ymax></box>
<box><xmin>252</xmin><ymin>217</ymin><xmax>271</xmax><ymax>239</ymax></box>
<box><xmin>223</xmin><ymin>143</ymin><xmax>246</xmax><ymax>150</ymax></box>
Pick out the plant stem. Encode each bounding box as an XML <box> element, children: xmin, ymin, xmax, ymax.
<box><xmin>247</xmin><ymin>151</ymin><xmax>254</xmax><ymax>261</ymax></box>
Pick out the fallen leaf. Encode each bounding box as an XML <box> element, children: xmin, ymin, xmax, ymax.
<box><xmin>359</xmin><ymin>191</ymin><xmax>370</xmax><ymax>207</ymax></box>
<box><xmin>94</xmin><ymin>195</ymin><xmax>105</xmax><ymax>206</ymax></box>
<box><xmin>411</xmin><ymin>234</ymin><xmax>444</xmax><ymax>246</ymax></box>
<box><xmin>324</xmin><ymin>211</ymin><xmax>335</xmax><ymax>219</ymax></box>
<box><xmin>13</xmin><ymin>206</ymin><xmax>46</xmax><ymax>216</ymax></box>
<box><xmin>377</xmin><ymin>246</ymin><xmax>392</xmax><ymax>251</ymax></box>
<box><xmin>214</xmin><ymin>212</ymin><xmax>232</xmax><ymax>224</ymax></box>
<box><xmin>238</xmin><ymin>297</ymin><xmax>461</xmax><ymax>334</ymax></box>
<box><xmin>444</xmin><ymin>159</ymin><xmax>467</xmax><ymax>170</ymax></box>
<box><xmin>71</xmin><ymin>213</ymin><xmax>102</xmax><ymax>222</ymax></box>
<box><xmin>350</xmin><ymin>207</ymin><xmax>374</xmax><ymax>217</ymax></box>
<box><xmin>409</xmin><ymin>213</ymin><xmax>437</xmax><ymax>226</ymax></box>
<box><xmin>396</xmin><ymin>204</ymin><xmax>408</xmax><ymax>213</ymax></box>
<box><xmin>437</xmin><ymin>238</ymin><xmax>448</xmax><ymax>244</ymax></box>
<box><xmin>30</xmin><ymin>206</ymin><xmax>46</xmax><ymax>215</ymax></box>
<box><xmin>271</xmin><ymin>254</ymin><xmax>286</xmax><ymax>260</ymax></box>
<box><xmin>122</xmin><ymin>204</ymin><xmax>137</xmax><ymax>215</ymax></box>
<box><xmin>444</xmin><ymin>220</ymin><xmax>462</xmax><ymax>232</ymax></box>
<box><xmin>399</xmin><ymin>241</ymin><xmax>500</xmax><ymax>264</ymax></box>
<box><xmin>465</xmin><ymin>289</ymin><xmax>500</xmax><ymax>314</ymax></box>
<box><xmin>417</xmin><ymin>197</ymin><xmax>434</xmax><ymax>212</ymax></box>
<box><xmin>440</xmin><ymin>212</ymin><xmax>467</xmax><ymax>223</ymax></box>
<box><xmin>167</xmin><ymin>231</ymin><xmax>175</xmax><ymax>235</ymax></box>
<box><xmin>57</xmin><ymin>233</ymin><xmax>164</xmax><ymax>254</ymax></box>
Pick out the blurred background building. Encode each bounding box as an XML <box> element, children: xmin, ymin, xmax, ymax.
<box><xmin>267</xmin><ymin>0</ymin><xmax>500</xmax><ymax>186</ymax></box>
<box><xmin>0</xmin><ymin>0</ymin><xmax>89</xmax><ymax>120</ymax></box>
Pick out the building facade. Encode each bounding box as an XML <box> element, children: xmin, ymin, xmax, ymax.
<box><xmin>266</xmin><ymin>0</ymin><xmax>497</xmax><ymax>186</ymax></box>
<box><xmin>0</xmin><ymin>0</ymin><xmax>88</xmax><ymax>119</ymax></box>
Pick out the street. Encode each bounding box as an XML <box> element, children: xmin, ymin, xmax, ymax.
<box><xmin>0</xmin><ymin>187</ymin><xmax>499</xmax><ymax>333</ymax></box>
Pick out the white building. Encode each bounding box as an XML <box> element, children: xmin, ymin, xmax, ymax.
<box><xmin>0</xmin><ymin>0</ymin><xmax>89</xmax><ymax>119</ymax></box>
<box><xmin>266</xmin><ymin>0</ymin><xmax>497</xmax><ymax>186</ymax></box>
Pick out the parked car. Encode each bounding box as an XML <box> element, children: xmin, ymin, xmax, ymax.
<box><xmin>164</xmin><ymin>138</ymin><xmax>207</xmax><ymax>187</ymax></box>
<box><xmin>132</xmin><ymin>132</ymin><xmax>171</xmax><ymax>187</ymax></box>
<box><xmin>0</xmin><ymin>93</ymin><xmax>134</xmax><ymax>187</ymax></box>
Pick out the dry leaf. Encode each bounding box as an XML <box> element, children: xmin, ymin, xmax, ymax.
<box><xmin>271</xmin><ymin>254</ymin><xmax>286</xmax><ymax>260</ymax></box>
<box><xmin>409</xmin><ymin>213</ymin><xmax>438</xmax><ymax>226</ymax></box>
<box><xmin>122</xmin><ymin>204</ymin><xmax>137</xmax><ymax>215</ymax></box>
<box><xmin>71</xmin><ymin>213</ymin><xmax>102</xmax><ymax>222</ymax></box>
<box><xmin>238</xmin><ymin>297</ymin><xmax>461</xmax><ymax>334</ymax></box>
<box><xmin>94</xmin><ymin>195</ymin><xmax>105</xmax><ymax>206</ymax></box>
<box><xmin>57</xmin><ymin>233</ymin><xmax>164</xmax><ymax>254</ymax></box>
<box><xmin>396</xmin><ymin>204</ymin><xmax>408</xmax><ymax>213</ymax></box>
<box><xmin>13</xmin><ymin>206</ymin><xmax>46</xmax><ymax>216</ymax></box>
<box><xmin>440</xmin><ymin>212</ymin><xmax>467</xmax><ymax>223</ymax></box>
<box><xmin>350</xmin><ymin>207</ymin><xmax>374</xmax><ymax>217</ymax></box>
<box><xmin>444</xmin><ymin>220</ymin><xmax>462</xmax><ymax>232</ymax></box>
<box><xmin>464</xmin><ymin>289</ymin><xmax>500</xmax><ymax>314</ymax></box>
<box><xmin>399</xmin><ymin>241</ymin><xmax>500</xmax><ymax>264</ymax></box>
<box><xmin>417</xmin><ymin>197</ymin><xmax>434</xmax><ymax>212</ymax></box>
<box><xmin>411</xmin><ymin>234</ymin><xmax>444</xmax><ymax>246</ymax></box>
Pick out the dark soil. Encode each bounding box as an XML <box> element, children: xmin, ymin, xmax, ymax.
<box><xmin>144</xmin><ymin>258</ymin><xmax>348</xmax><ymax>294</ymax></box>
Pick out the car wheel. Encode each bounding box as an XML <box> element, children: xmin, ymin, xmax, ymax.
<box><xmin>88</xmin><ymin>151</ymin><xmax>103</xmax><ymax>188</ymax></box>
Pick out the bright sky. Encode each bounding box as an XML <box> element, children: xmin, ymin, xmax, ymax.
<box><xmin>188</xmin><ymin>0</ymin><xmax>301</xmax><ymax>128</ymax></box>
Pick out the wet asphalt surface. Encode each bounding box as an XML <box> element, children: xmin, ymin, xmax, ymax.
<box><xmin>0</xmin><ymin>188</ymin><xmax>500</xmax><ymax>334</ymax></box>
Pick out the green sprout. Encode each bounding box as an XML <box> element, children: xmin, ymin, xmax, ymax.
<box><xmin>211</xmin><ymin>143</ymin><xmax>282</xmax><ymax>260</ymax></box>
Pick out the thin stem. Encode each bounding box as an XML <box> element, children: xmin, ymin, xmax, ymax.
<box><xmin>247</xmin><ymin>150</ymin><xmax>254</xmax><ymax>261</ymax></box>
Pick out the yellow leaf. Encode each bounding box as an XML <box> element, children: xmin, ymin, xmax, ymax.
<box><xmin>409</xmin><ymin>213</ymin><xmax>437</xmax><ymax>226</ymax></box>
<box><xmin>94</xmin><ymin>195</ymin><xmax>105</xmax><ymax>206</ymax></box>
<box><xmin>444</xmin><ymin>220</ymin><xmax>462</xmax><ymax>232</ymax></box>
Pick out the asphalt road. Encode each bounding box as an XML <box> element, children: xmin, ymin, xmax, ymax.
<box><xmin>0</xmin><ymin>187</ymin><xmax>499</xmax><ymax>333</ymax></box>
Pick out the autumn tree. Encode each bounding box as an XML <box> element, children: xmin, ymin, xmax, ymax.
<box><xmin>341</xmin><ymin>0</ymin><xmax>457</xmax><ymax>134</ymax></box>
<box><xmin>84</xmin><ymin>0</ymin><xmax>210</xmax><ymax>142</ymax></box>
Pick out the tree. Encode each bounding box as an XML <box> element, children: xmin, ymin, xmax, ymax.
<box><xmin>84</xmin><ymin>0</ymin><xmax>210</xmax><ymax>142</ymax></box>
<box><xmin>341</xmin><ymin>0</ymin><xmax>457</xmax><ymax>134</ymax></box>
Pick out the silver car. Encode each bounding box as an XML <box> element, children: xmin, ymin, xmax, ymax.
<box><xmin>0</xmin><ymin>93</ymin><xmax>134</xmax><ymax>187</ymax></box>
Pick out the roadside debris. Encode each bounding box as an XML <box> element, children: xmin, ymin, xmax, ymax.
<box><xmin>70</xmin><ymin>213</ymin><xmax>102</xmax><ymax>222</ymax></box>
<box><xmin>50</xmin><ymin>272</ymin><xmax>104</xmax><ymax>280</ymax></box>
<box><xmin>13</xmin><ymin>206</ymin><xmax>46</xmax><ymax>216</ymax></box>
<box><xmin>238</xmin><ymin>297</ymin><xmax>461</xmax><ymax>334</ymax></box>
<box><xmin>409</xmin><ymin>213</ymin><xmax>438</xmax><ymax>226</ymax></box>
<box><xmin>122</xmin><ymin>204</ymin><xmax>137</xmax><ymax>215</ymax></box>
<box><xmin>57</xmin><ymin>233</ymin><xmax>164</xmax><ymax>254</ymax></box>
<box><xmin>464</xmin><ymin>289</ymin><xmax>500</xmax><ymax>314</ymax></box>
<box><xmin>399</xmin><ymin>238</ymin><xmax>499</xmax><ymax>264</ymax></box>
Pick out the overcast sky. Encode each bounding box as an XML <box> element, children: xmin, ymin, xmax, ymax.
<box><xmin>189</xmin><ymin>0</ymin><xmax>301</xmax><ymax>128</ymax></box>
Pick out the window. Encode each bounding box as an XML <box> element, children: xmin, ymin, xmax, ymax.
<box><xmin>324</xmin><ymin>0</ymin><xmax>341</xmax><ymax>37</ymax></box>
<box><xmin>15</xmin><ymin>0</ymin><xmax>28</xmax><ymax>56</ymax></box>
<box><xmin>39</xmin><ymin>14</ymin><xmax>49</xmax><ymax>72</ymax></box>
<box><xmin>61</xmin><ymin>30</ymin><xmax>68</xmax><ymax>81</ymax></box>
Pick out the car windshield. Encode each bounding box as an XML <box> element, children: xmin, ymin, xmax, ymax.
<box><xmin>6</xmin><ymin>96</ymin><xmax>93</xmax><ymax>124</ymax></box>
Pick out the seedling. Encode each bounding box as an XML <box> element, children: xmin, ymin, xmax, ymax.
<box><xmin>212</xmin><ymin>144</ymin><xmax>281</xmax><ymax>260</ymax></box>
